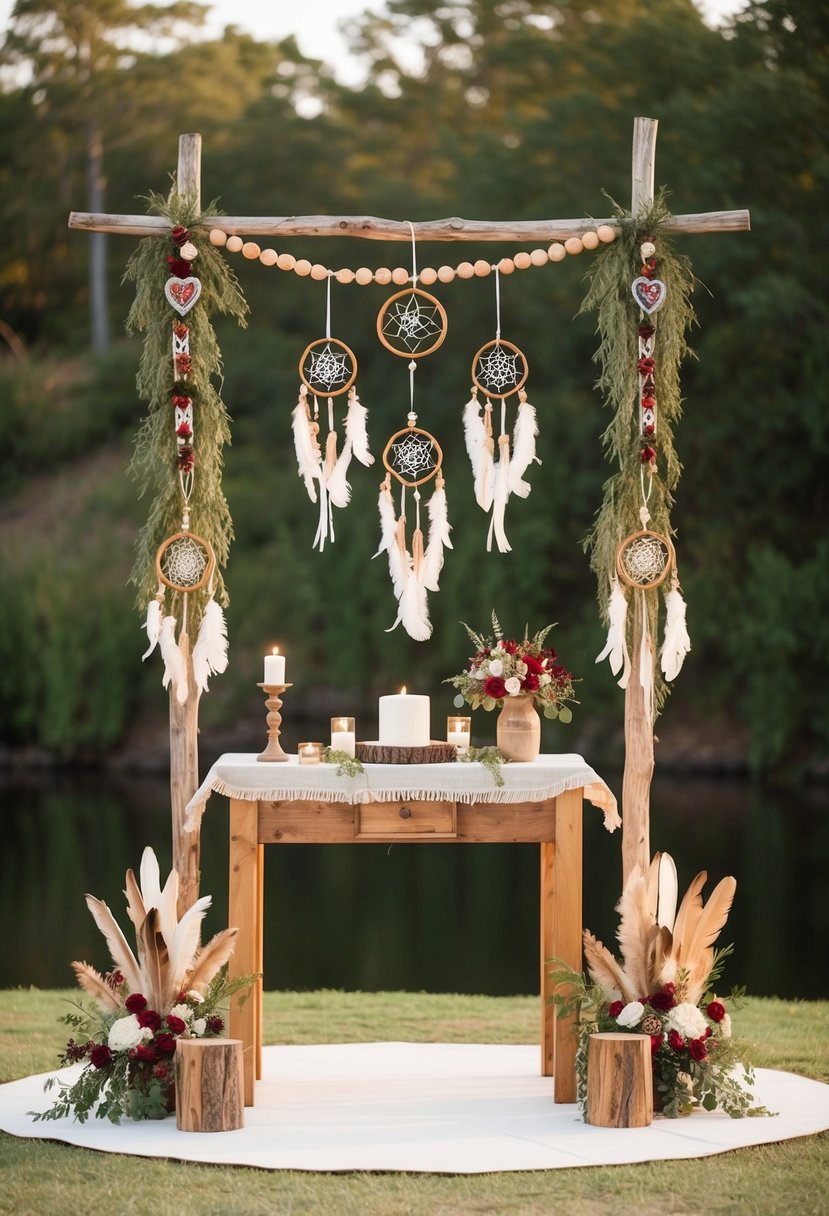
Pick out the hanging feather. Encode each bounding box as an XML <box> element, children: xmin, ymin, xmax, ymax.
<box><xmin>507</xmin><ymin>390</ymin><xmax>540</xmax><ymax>498</ymax></box>
<box><xmin>595</xmin><ymin>576</ymin><xmax>631</xmax><ymax>687</ymax></box>
<box><xmin>326</xmin><ymin>437</ymin><xmax>352</xmax><ymax>509</ymax></box>
<box><xmin>141</xmin><ymin>588</ymin><xmax>164</xmax><ymax>660</ymax></box>
<box><xmin>292</xmin><ymin>388</ymin><xmax>323</xmax><ymax>503</ymax></box>
<box><xmin>463</xmin><ymin>389</ymin><xmax>495</xmax><ymax>511</ymax></box>
<box><xmin>345</xmin><ymin>386</ymin><xmax>374</xmax><ymax>467</ymax></box>
<box><xmin>487</xmin><ymin>433</ymin><xmax>512</xmax><ymax>553</ymax></box>
<box><xmin>421</xmin><ymin>477</ymin><xmax>453</xmax><ymax>592</ymax></box>
<box><xmin>393</xmin><ymin>573</ymin><xmax>432</xmax><ymax>641</ymax></box>
<box><xmin>159</xmin><ymin>615</ymin><xmax>188</xmax><ymax>705</ymax></box>
<box><xmin>637</xmin><ymin>590</ymin><xmax>654</xmax><ymax>723</ymax></box>
<box><xmin>192</xmin><ymin>595</ymin><xmax>228</xmax><ymax>694</ymax></box>
<box><xmin>660</xmin><ymin>573</ymin><xmax>691</xmax><ymax>681</ymax></box>
<box><xmin>70</xmin><ymin>961</ymin><xmax>122</xmax><ymax>1012</ymax></box>
<box><xmin>411</xmin><ymin>523</ymin><xmax>425</xmax><ymax>580</ymax></box>
<box><xmin>373</xmin><ymin>479</ymin><xmax>408</xmax><ymax>603</ymax></box>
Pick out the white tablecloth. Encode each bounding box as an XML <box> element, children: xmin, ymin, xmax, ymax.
<box><xmin>184</xmin><ymin>752</ymin><xmax>619</xmax><ymax>833</ymax></box>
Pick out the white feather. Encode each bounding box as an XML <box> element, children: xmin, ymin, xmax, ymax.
<box><xmin>394</xmin><ymin>573</ymin><xmax>432</xmax><ymax>641</ymax></box>
<box><xmin>139</xmin><ymin>847</ymin><xmax>162</xmax><ymax>915</ymax></box>
<box><xmin>159</xmin><ymin>615</ymin><xmax>188</xmax><ymax>704</ymax></box>
<box><xmin>192</xmin><ymin>596</ymin><xmax>228</xmax><ymax>693</ymax></box>
<box><xmin>312</xmin><ymin>477</ymin><xmax>330</xmax><ymax>551</ymax></box>
<box><xmin>660</xmin><ymin>582</ymin><xmax>691</xmax><ymax>681</ymax></box>
<box><xmin>507</xmin><ymin>394</ymin><xmax>540</xmax><ymax>498</ymax></box>
<box><xmin>373</xmin><ymin>484</ymin><xmax>408</xmax><ymax>602</ymax></box>
<box><xmin>292</xmin><ymin>388</ymin><xmax>322</xmax><ymax>503</ymax></box>
<box><xmin>167</xmin><ymin>894</ymin><xmax>213</xmax><ymax>992</ymax></box>
<box><xmin>657</xmin><ymin>852</ymin><xmax>678</xmax><ymax>932</ymax></box>
<box><xmin>463</xmin><ymin>391</ymin><xmax>495</xmax><ymax>511</ymax></box>
<box><xmin>345</xmin><ymin>387</ymin><xmax>374</xmax><ymax>466</ymax></box>
<box><xmin>325</xmin><ymin>436</ymin><xmax>352</xmax><ymax>509</ymax></box>
<box><xmin>595</xmin><ymin>576</ymin><xmax>631</xmax><ymax>687</ymax></box>
<box><xmin>487</xmin><ymin>436</ymin><xmax>512</xmax><ymax>553</ymax></box>
<box><xmin>638</xmin><ymin>593</ymin><xmax>654</xmax><ymax>724</ymax></box>
<box><xmin>421</xmin><ymin>484</ymin><xmax>453</xmax><ymax>591</ymax></box>
<box><xmin>141</xmin><ymin>593</ymin><xmax>163</xmax><ymax>660</ymax></box>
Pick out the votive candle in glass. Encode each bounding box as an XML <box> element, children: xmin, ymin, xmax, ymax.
<box><xmin>330</xmin><ymin>716</ymin><xmax>356</xmax><ymax>758</ymax></box>
<box><xmin>298</xmin><ymin>741</ymin><xmax>322</xmax><ymax>765</ymax></box>
<box><xmin>446</xmin><ymin>716</ymin><xmax>471</xmax><ymax>754</ymax></box>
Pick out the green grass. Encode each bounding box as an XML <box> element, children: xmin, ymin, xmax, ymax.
<box><xmin>1</xmin><ymin>989</ymin><xmax>828</xmax><ymax>1216</ymax></box>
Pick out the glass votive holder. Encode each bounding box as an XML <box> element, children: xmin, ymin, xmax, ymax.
<box><xmin>298</xmin><ymin>741</ymin><xmax>322</xmax><ymax>765</ymax></box>
<box><xmin>330</xmin><ymin>717</ymin><xmax>356</xmax><ymax>758</ymax></box>
<box><xmin>446</xmin><ymin>715</ymin><xmax>471</xmax><ymax>755</ymax></box>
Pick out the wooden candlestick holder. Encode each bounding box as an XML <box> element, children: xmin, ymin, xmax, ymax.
<box><xmin>256</xmin><ymin>682</ymin><xmax>292</xmax><ymax>762</ymax></box>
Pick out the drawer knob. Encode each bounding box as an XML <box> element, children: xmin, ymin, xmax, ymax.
<box><xmin>399</xmin><ymin>806</ymin><xmax>412</xmax><ymax>819</ymax></box>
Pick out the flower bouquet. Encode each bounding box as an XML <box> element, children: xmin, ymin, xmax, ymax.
<box><xmin>550</xmin><ymin>852</ymin><xmax>769</xmax><ymax>1119</ymax></box>
<box><xmin>445</xmin><ymin>612</ymin><xmax>577</xmax><ymax>721</ymax></box>
<box><xmin>32</xmin><ymin>848</ymin><xmax>253</xmax><ymax>1124</ymax></box>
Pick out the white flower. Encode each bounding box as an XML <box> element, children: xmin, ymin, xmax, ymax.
<box><xmin>718</xmin><ymin>1013</ymin><xmax>732</xmax><ymax>1039</ymax></box>
<box><xmin>617</xmin><ymin>1001</ymin><xmax>645</xmax><ymax>1028</ymax></box>
<box><xmin>187</xmin><ymin>990</ymin><xmax>204</xmax><ymax>1004</ymax></box>
<box><xmin>504</xmin><ymin>677</ymin><xmax>522</xmax><ymax>696</ymax></box>
<box><xmin>488</xmin><ymin>659</ymin><xmax>504</xmax><ymax>677</ymax></box>
<box><xmin>108</xmin><ymin>1014</ymin><xmax>148</xmax><ymax>1052</ymax></box>
<box><xmin>472</xmin><ymin>668</ymin><xmax>486</xmax><ymax>681</ymax></box>
<box><xmin>539</xmin><ymin>673</ymin><xmax>551</xmax><ymax>686</ymax></box>
<box><xmin>168</xmin><ymin>1003</ymin><xmax>193</xmax><ymax>1024</ymax></box>
<box><xmin>192</xmin><ymin>1017</ymin><xmax>207</xmax><ymax>1036</ymax></box>
<box><xmin>667</xmin><ymin>1002</ymin><xmax>708</xmax><ymax>1040</ymax></box>
<box><xmin>514</xmin><ymin>660</ymin><xmax>528</xmax><ymax>678</ymax></box>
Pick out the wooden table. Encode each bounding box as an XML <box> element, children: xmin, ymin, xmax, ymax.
<box><xmin>185</xmin><ymin>754</ymin><xmax>619</xmax><ymax>1107</ymax></box>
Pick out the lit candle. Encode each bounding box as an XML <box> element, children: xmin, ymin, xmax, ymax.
<box><xmin>446</xmin><ymin>716</ymin><xmax>471</xmax><ymax>755</ymax></box>
<box><xmin>330</xmin><ymin>716</ymin><xmax>356</xmax><ymax>758</ymax></box>
<box><xmin>298</xmin><ymin>741</ymin><xmax>321</xmax><ymax>765</ymax></box>
<box><xmin>378</xmin><ymin>686</ymin><xmax>430</xmax><ymax>747</ymax></box>
<box><xmin>264</xmin><ymin>646</ymin><xmax>285</xmax><ymax>685</ymax></box>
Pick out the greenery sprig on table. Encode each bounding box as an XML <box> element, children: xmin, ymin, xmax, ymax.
<box><xmin>322</xmin><ymin>747</ymin><xmax>365</xmax><ymax>778</ymax></box>
<box><xmin>457</xmin><ymin>745</ymin><xmax>508</xmax><ymax>788</ymax></box>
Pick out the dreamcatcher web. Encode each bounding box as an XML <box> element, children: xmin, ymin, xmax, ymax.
<box><xmin>304</xmin><ymin>342</ymin><xmax>353</xmax><ymax>393</ymax></box>
<box><xmin>476</xmin><ymin>344</ymin><xmax>523</xmax><ymax>393</ymax></box>
<box><xmin>381</xmin><ymin>292</ymin><xmax>444</xmax><ymax>353</ymax></box>
<box><xmin>619</xmin><ymin>534</ymin><xmax>671</xmax><ymax>587</ymax></box>
<box><xmin>161</xmin><ymin>535</ymin><xmax>209</xmax><ymax>590</ymax></box>
<box><xmin>390</xmin><ymin>432</ymin><xmax>437</xmax><ymax>481</ymax></box>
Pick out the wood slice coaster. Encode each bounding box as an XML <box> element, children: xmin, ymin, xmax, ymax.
<box><xmin>356</xmin><ymin>740</ymin><xmax>457</xmax><ymax>765</ymax></box>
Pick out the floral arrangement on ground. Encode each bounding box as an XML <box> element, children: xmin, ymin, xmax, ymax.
<box><xmin>445</xmin><ymin>613</ymin><xmax>577</xmax><ymax>720</ymax></box>
<box><xmin>550</xmin><ymin>852</ymin><xmax>771</xmax><ymax>1119</ymax></box>
<box><xmin>32</xmin><ymin>847</ymin><xmax>253</xmax><ymax>1123</ymax></box>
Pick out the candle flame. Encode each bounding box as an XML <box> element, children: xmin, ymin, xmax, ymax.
<box><xmin>400</xmin><ymin>685</ymin><xmax>407</xmax><ymax>695</ymax></box>
<box><xmin>272</xmin><ymin>646</ymin><xmax>280</xmax><ymax>656</ymax></box>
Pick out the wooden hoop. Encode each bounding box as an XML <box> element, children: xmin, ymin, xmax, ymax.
<box><xmin>155</xmin><ymin>530</ymin><xmax>215</xmax><ymax>593</ymax></box>
<box><xmin>471</xmin><ymin>337</ymin><xmax>529</xmax><ymax>399</ymax></box>
<box><xmin>615</xmin><ymin>528</ymin><xmax>675</xmax><ymax>590</ymax></box>
<box><xmin>382</xmin><ymin>425</ymin><xmax>444</xmax><ymax>487</ymax></box>
<box><xmin>376</xmin><ymin>288</ymin><xmax>448</xmax><ymax>359</ymax></box>
<box><xmin>298</xmin><ymin>336</ymin><xmax>358</xmax><ymax>397</ymax></box>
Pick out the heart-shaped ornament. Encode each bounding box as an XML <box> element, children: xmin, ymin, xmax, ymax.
<box><xmin>631</xmin><ymin>276</ymin><xmax>667</xmax><ymax>315</ymax></box>
<box><xmin>165</xmin><ymin>276</ymin><xmax>202</xmax><ymax>316</ymax></box>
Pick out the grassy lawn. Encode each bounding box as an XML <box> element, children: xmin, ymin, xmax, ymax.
<box><xmin>1</xmin><ymin>989</ymin><xmax>827</xmax><ymax>1216</ymax></box>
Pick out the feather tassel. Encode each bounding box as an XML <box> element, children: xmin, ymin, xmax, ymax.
<box><xmin>660</xmin><ymin>575</ymin><xmax>691</xmax><ymax>681</ymax></box>
<box><xmin>192</xmin><ymin>596</ymin><xmax>228</xmax><ymax>694</ymax></box>
<box><xmin>326</xmin><ymin>437</ymin><xmax>352</xmax><ymax>509</ymax></box>
<box><xmin>487</xmin><ymin>434</ymin><xmax>512</xmax><ymax>553</ymax></box>
<box><xmin>141</xmin><ymin>589</ymin><xmax>164</xmax><ymax>660</ymax></box>
<box><xmin>373</xmin><ymin>481</ymin><xmax>407</xmax><ymax>603</ymax></box>
<box><xmin>463</xmin><ymin>389</ymin><xmax>495</xmax><ymax>510</ymax></box>
<box><xmin>292</xmin><ymin>388</ymin><xmax>322</xmax><ymax>503</ymax></box>
<box><xmin>159</xmin><ymin>615</ymin><xmax>188</xmax><ymax>705</ymax></box>
<box><xmin>595</xmin><ymin>576</ymin><xmax>631</xmax><ymax>687</ymax></box>
<box><xmin>421</xmin><ymin>480</ymin><xmax>452</xmax><ymax>592</ymax></box>
<box><xmin>345</xmin><ymin>386</ymin><xmax>374</xmax><ymax>467</ymax></box>
<box><xmin>392</xmin><ymin>573</ymin><xmax>432</xmax><ymax>641</ymax></box>
<box><xmin>507</xmin><ymin>390</ymin><xmax>540</xmax><ymax>498</ymax></box>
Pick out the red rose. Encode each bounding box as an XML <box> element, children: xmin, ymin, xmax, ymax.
<box><xmin>125</xmin><ymin>993</ymin><xmax>147</xmax><ymax>1014</ymax></box>
<box><xmin>607</xmin><ymin>1000</ymin><xmax>624</xmax><ymax>1018</ymax></box>
<box><xmin>166</xmin><ymin>256</ymin><xmax>192</xmax><ymax>278</ymax></box>
<box><xmin>170</xmin><ymin>225</ymin><xmax>190</xmax><ymax>246</ymax></box>
<box><xmin>648</xmin><ymin>990</ymin><xmax>676</xmax><ymax>1012</ymax></box>
<box><xmin>483</xmin><ymin>676</ymin><xmax>506</xmax><ymax>699</ymax></box>
<box><xmin>667</xmin><ymin>1029</ymin><xmax>685</xmax><ymax>1051</ymax></box>
<box><xmin>131</xmin><ymin>1043</ymin><xmax>156</xmax><ymax>1063</ymax></box>
<box><xmin>154</xmin><ymin>1033</ymin><xmax>177</xmax><ymax>1055</ymax></box>
<box><xmin>166</xmin><ymin>1015</ymin><xmax>187</xmax><ymax>1035</ymax></box>
<box><xmin>650</xmin><ymin>1034</ymin><xmax>662</xmax><ymax>1055</ymax></box>
<box><xmin>521</xmin><ymin>673</ymin><xmax>539</xmax><ymax>692</ymax></box>
<box><xmin>706</xmin><ymin>1000</ymin><xmax>726</xmax><ymax>1022</ymax></box>
<box><xmin>137</xmin><ymin>1009</ymin><xmax>162</xmax><ymax>1033</ymax></box>
<box><xmin>89</xmin><ymin>1044</ymin><xmax>113</xmax><ymax>1069</ymax></box>
<box><xmin>689</xmin><ymin>1037</ymin><xmax>708</xmax><ymax>1061</ymax></box>
<box><xmin>522</xmin><ymin>654</ymin><xmax>545</xmax><ymax>676</ymax></box>
<box><xmin>206</xmin><ymin>1016</ymin><xmax>224</xmax><ymax>1035</ymax></box>
<box><xmin>638</xmin><ymin>324</ymin><xmax>655</xmax><ymax>339</ymax></box>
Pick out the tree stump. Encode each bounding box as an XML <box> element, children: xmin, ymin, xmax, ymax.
<box><xmin>586</xmin><ymin>1032</ymin><xmax>653</xmax><ymax>1127</ymax></box>
<box><xmin>355</xmin><ymin>741</ymin><xmax>457</xmax><ymax>764</ymax></box>
<box><xmin>175</xmin><ymin>1038</ymin><xmax>245</xmax><ymax>1132</ymax></box>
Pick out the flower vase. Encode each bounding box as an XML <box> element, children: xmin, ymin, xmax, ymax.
<box><xmin>496</xmin><ymin>694</ymin><xmax>541</xmax><ymax>762</ymax></box>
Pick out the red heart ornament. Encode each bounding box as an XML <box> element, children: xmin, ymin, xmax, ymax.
<box><xmin>165</xmin><ymin>276</ymin><xmax>202</xmax><ymax>316</ymax></box>
<box><xmin>631</xmin><ymin>276</ymin><xmax>667</xmax><ymax>315</ymax></box>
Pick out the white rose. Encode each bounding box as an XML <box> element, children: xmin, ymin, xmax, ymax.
<box><xmin>667</xmin><ymin>1002</ymin><xmax>708</xmax><ymax>1040</ymax></box>
<box><xmin>168</xmin><ymin>1003</ymin><xmax>192</xmax><ymax>1024</ymax></box>
<box><xmin>192</xmin><ymin>1017</ymin><xmax>207</xmax><ymax>1036</ymax></box>
<box><xmin>718</xmin><ymin>1013</ymin><xmax>732</xmax><ymax>1039</ymax></box>
<box><xmin>107</xmin><ymin>1014</ymin><xmax>147</xmax><ymax>1052</ymax></box>
<box><xmin>504</xmin><ymin>677</ymin><xmax>522</xmax><ymax>696</ymax></box>
<box><xmin>187</xmin><ymin>990</ymin><xmax>204</xmax><ymax>1004</ymax></box>
<box><xmin>617</xmin><ymin>1001</ymin><xmax>645</xmax><ymax>1028</ymax></box>
<box><xmin>488</xmin><ymin>659</ymin><xmax>504</xmax><ymax>677</ymax></box>
<box><xmin>472</xmin><ymin>668</ymin><xmax>486</xmax><ymax>680</ymax></box>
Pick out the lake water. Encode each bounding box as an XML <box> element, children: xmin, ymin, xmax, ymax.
<box><xmin>2</xmin><ymin>765</ymin><xmax>827</xmax><ymax>1000</ymax></box>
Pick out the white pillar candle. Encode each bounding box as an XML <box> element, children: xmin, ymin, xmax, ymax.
<box><xmin>264</xmin><ymin>646</ymin><xmax>285</xmax><ymax>684</ymax></box>
<box><xmin>446</xmin><ymin>716</ymin><xmax>471</xmax><ymax>754</ymax></box>
<box><xmin>378</xmin><ymin>687</ymin><xmax>430</xmax><ymax>747</ymax></box>
<box><xmin>330</xmin><ymin>717</ymin><xmax>356</xmax><ymax>758</ymax></box>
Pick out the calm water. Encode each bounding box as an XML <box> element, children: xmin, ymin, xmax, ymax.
<box><xmin>1</xmin><ymin>766</ymin><xmax>827</xmax><ymax>1000</ymax></box>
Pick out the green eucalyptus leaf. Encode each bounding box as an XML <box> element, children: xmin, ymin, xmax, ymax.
<box><xmin>558</xmin><ymin>706</ymin><xmax>573</xmax><ymax>724</ymax></box>
<box><xmin>453</xmin><ymin>694</ymin><xmax>465</xmax><ymax>709</ymax></box>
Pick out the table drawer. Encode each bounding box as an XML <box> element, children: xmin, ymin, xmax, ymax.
<box><xmin>355</xmin><ymin>799</ymin><xmax>457</xmax><ymax>839</ymax></box>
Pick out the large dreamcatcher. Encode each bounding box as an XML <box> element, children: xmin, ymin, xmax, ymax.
<box><xmin>141</xmin><ymin>225</ymin><xmax>228</xmax><ymax>703</ymax></box>
<box><xmin>292</xmin><ymin>276</ymin><xmax>374</xmax><ymax>550</ymax></box>
<box><xmin>462</xmin><ymin>268</ymin><xmax>540</xmax><ymax>551</ymax></box>
<box><xmin>595</xmin><ymin>235</ymin><xmax>690</xmax><ymax>717</ymax></box>
<box><xmin>374</xmin><ymin>228</ymin><xmax>451</xmax><ymax>640</ymax></box>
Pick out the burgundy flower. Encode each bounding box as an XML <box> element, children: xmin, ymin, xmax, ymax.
<box><xmin>648</xmin><ymin>989</ymin><xmax>676</xmax><ymax>1012</ymax></box>
<box><xmin>640</xmin><ymin>445</ymin><xmax>657</xmax><ymax>465</ymax></box>
<box><xmin>137</xmin><ymin>1009</ymin><xmax>162</xmax><ymax>1033</ymax></box>
<box><xmin>131</xmin><ymin>1043</ymin><xmax>156</xmax><ymax>1063</ymax></box>
<box><xmin>521</xmin><ymin>673</ymin><xmax>540</xmax><ymax>692</ymax></box>
<box><xmin>206</xmin><ymin>1016</ymin><xmax>224</xmax><ymax>1035</ymax></box>
<box><xmin>607</xmin><ymin>1000</ymin><xmax>624</xmax><ymax>1018</ymax></box>
<box><xmin>637</xmin><ymin>356</ymin><xmax>656</xmax><ymax>376</ymax></box>
<box><xmin>177</xmin><ymin>445</ymin><xmax>195</xmax><ymax>473</ymax></box>
<box><xmin>638</xmin><ymin>324</ymin><xmax>655</xmax><ymax>339</ymax></box>
<box><xmin>173</xmin><ymin>323</ymin><xmax>189</xmax><ymax>340</ymax></box>
<box><xmin>62</xmin><ymin>1038</ymin><xmax>90</xmax><ymax>1064</ymax></box>
<box><xmin>90</xmin><ymin>1044</ymin><xmax>113</xmax><ymax>1069</ymax></box>
<box><xmin>172</xmin><ymin>394</ymin><xmax>192</xmax><ymax>409</ymax></box>
<box><xmin>483</xmin><ymin>676</ymin><xmax>506</xmax><ymax>699</ymax></box>
<box><xmin>170</xmin><ymin>225</ymin><xmax>190</xmax><ymax>246</ymax></box>
<box><xmin>523</xmin><ymin>654</ymin><xmax>546</xmax><ymax>676</ymax></box>
<box><xmin>503</xmin><ymin>640</ymin><xmax>518</xmax><ymax>655</ymax></box>
<box><xmin>650</xmin><ymin>1034</ymin><xmax>662</xmax><ymax>1055</ymax></box>
<box><xmin>105</xmin><ymin>969</ymin><xmax>124</xmax><ymax>989</ymax></box>
<box><xmin>706</xmin><ymin>1000</ymin><xmax>726</xmax><ymax>1023</ymax></box>
<box><xmin>153</xmin><ymin>1061</ymin><xmax>170</xmax><ymax>1080</ymax></box>
<box><xmin>667</xmin><ymin>1029</ymin><xmax>685</xmax><ymax>1052</ymax></box>
<box><xmin>166</xmin><ymin>256</ymin><xmax>192</xmax><ymax>278</ymax></box>
<box><xmin>154</xmin><ymin>1033</ymin><xmax>177</xmax><ymax>1056</ymax></box>
<box><xmin>176</xmin><ymin>423</ymin><xmax>193</xmax><ymax>439</ymax></box>
<box><xmin>689</xmin><ymin>1037</ymin><xmax>708</xmax><ymax>1061</ymax></box>
<box><xmin>125</xmin><ymin>993</ymin><xmax>147</xmax><ymax>1014</ymax></box>
<box><xmin>166</xmin><ymin>1015</ymin><xmax>187</xmax><ymax>1035</ymax></box>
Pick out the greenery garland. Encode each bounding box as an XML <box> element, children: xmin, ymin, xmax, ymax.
<box><xmin>124</xmin><ymin>192</ymin><xmax>248</xmax><ymax>633</ymax></box>
<box><xmin>581</xmin><ymin>191</ymin><xmax>696</xmax><ymax>707</ymax></box>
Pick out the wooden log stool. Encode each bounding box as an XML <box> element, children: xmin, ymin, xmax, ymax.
<box><xmin>586</xmin><ymin>1032</ymin><xmax>653</xmax><ymax>1127</ymax></box>
<box><xmin>175</xmin><ymin>1038</ymin><xmax>245</xmax><ymax>1132</ymax></box>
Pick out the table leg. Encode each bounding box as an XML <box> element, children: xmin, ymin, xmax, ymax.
<box><xmin>228</xmin><ymin>797</ymin><xmax>260</xmax><ymax>1106</ymax></box>
<box><xmin>548</xmin><ymin>786</ymin><xmax>583</xmax><ymax>1104</ymax></box>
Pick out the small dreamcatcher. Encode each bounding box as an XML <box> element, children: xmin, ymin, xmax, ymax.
<box><xmin>292</xmin><ymin>275</ymin><xmax>373</xmax><ymax>550</ymax></box>
<box><xmin>462</xmin><ymin>268</ymin><xmax>540</xmax><ymax>551</ymax></box>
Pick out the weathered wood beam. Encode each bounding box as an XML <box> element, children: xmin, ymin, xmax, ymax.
<box><xmin>67</xmin><ymin>208</ymin><xmax>750</xmax><ymax>241</ymax></box>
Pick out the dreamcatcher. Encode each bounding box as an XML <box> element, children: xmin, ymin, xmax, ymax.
<box><xmin>141</xmin><ymin>230</ymin><xmax>228</xmax><ymax>702</ymax></box>
<box><xmin>374</xmin><ymin>227</ymin><xmax>451</xmax><ymax>640</ymax></box>
<box><xmin>292</xmin><ymin>275</ymin><xmax>373</xmax><ymax>550</ymax></box>
<box><xmin>462</xmin><ymin>268</ymin><xmax>540</xmax><ymax>551</ymax></box>
<box><xmin>595</xmin><ymin>236</ymin><xmax>690</xmax><ymax>714</ymax></box>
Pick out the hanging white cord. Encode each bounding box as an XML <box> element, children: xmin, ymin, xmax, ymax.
<box><xmin>414</xmin><ymin>487</ymin><xmax>421</xmax><ymax>533</ymax></box>
<box><xmin>501</xmin><ymin>399</ymin><xmax>507</xmax><ymax>437</ymax></box>
<box><xmin>494</xmin><ymin>265</ymin><xmax>501</xmax><ymax>340</ymax></box>
<box><xmin>408</xmin><ymin>221</ymin><xmax>418</xmax><ymax>286</ymax></box>
<box><xmin>639</xmin><ymin>464</ymin><xmax>653</xmax><ymax>526</ymax></box>
<box><xmin>328</xmin><ymin>397</ymin><xmax>335</xmax><ymax>433</ymax></box>
<box><xmin>325</xmin><ymin>271</ymin><xmax>332</xmax><ymax>339</ymax></box>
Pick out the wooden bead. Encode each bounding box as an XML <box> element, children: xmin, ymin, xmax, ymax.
<box><xmin>208</xmin><ymin>228</ymin><xmax>228</xmax><ymax>247</ymax></box>
<box><xmin>530</xmin><ymin>248</ymin><xmax>548</xmax><ymax>267</ymax></box>
<box><xmin>597</xmin><ymin>224</ymin><xmax>617</xmax><ymax>243</ymax></box>
<box><xmin>548</xmin><ymin>243</ymin><xmax>566</xmax><ymax>262</ymax></box>
<box><xmin>276</xmin><ymin>253</ymin><xmax>296</xmax><ymax>271</ymax></box>
<box><xmin>582</xmin><ymin>230</ymin><xmax>600</xmax><ymax>250</ymax></box>
<box><xmin>259</xmin><ymin>248</ymin><xmax>278</xmax><ymax>266</ymax></box>
<box><xmin>310</xmin><ymin>263</ymin><xmax>329</xmax><ymax>280</ymax></box>
<box><xmin>419</xmin><ymin>267</ymin><xmax>437</xmax><ymax>285</ymax></box>
<box><xmin>225</xmin><ymin>235</ymin><xmax>243</xmax><ymax>253</ymax></box>
<box><xmin>456</xmin><ymin>261</ymin><xmax>475</xmax><ymax>279</ymax></box>
<box><xmin>355</xmin><ymin>267</ymin><xmax>373</xmax><ymax>285</ymax></box>
<box><xmin>474</xmin><ymin>259</ymin><xmax>492</xmax><ymax>277</ymax></box>
<box><xmin>294</xmin><ymin>259</ymin><xmax>312</xmax><ymax>277</ymax></box>
<box><xmin>564</xmin><ymin>237</ymin><xmax>584</xmax><ymax>255</ymax></box>
<box><xmin>437</xmin><ymin>265</ymin><xmax>455</xmax><ymax>283</ymax></box>
<box><xmin>242</xmin><ymin>241</ymin><xmax>261</xmax><ymax>260</ymax></box>
<box><xmin>498</xmin><ymin>257</ymin><xmax>516</xmax><ymax>274</ymax></box>
<box><xmin>335</xmin><ymin>268</ymin><xmax>355</xmax><ymax>284</ymax></box>
<box><xmin>514</xmin><ymin>251</ymin><xmax>532</xmax><ymax>270</ymax></box>
<box><xmin>391</xmin><ymin>267</ymin><xmax>410</xmax><ymax>285</ymax></box>
<box><xmin>374</xmin><ymin>267</ymin><xmax>392</xmax><ymax>285</ymax></box>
